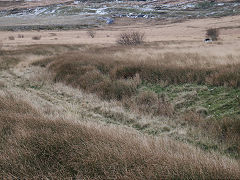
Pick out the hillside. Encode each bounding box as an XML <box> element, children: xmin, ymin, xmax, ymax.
<box><xmin>0</xmin><ymin>0</ymin><xmax>240</xmax><ymax>179</ymax></box>
<box><xmin>0</xmin><ymin>0</ymin><xmax>240</xmax><ymax>30</ymax></box>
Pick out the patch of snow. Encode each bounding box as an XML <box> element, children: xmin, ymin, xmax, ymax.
<box><xmin>96</xmin><ymin>7</ymin><xmax>108</xmax><ymax>15</ymax></box>
<box><xmin>217</xmin><ymin>3</ymin><xmax>224</xmax><ymax>6</ymax></box>
<box><xmin>73</xmin><ymin>1</ymin><xmax>80</xmax><ymax>5</ymax></box>
<box><xmin>182</xmin><ymin>4</ymin><xmax>195</xmax><ymax>9</ymax></box>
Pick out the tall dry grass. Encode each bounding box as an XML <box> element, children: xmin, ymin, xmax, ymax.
<box><xmin>182</xmin><ymin>111</ymin><xmax>240</xmax><ymax>156</ymax></box>
<box><xmin>30</xmin><ymin>47</ymin><xmax>240</xmax><ymax>158</ymax></box>
<box><xmin>0</xmin><ymin>93</ymin><xmax>240</xmax><ymax>179</ymax></box>
<box><xmin>31</xmin><ymin>50</ymin><xmax>240</xmax><ymax>117</ymax></box>
<box><xmin>42</xmin><ymin>51</ymin><xmax>240</xmax><ymax>89</ymax></box>
<box><xmin>43</xmin><ymin>53</ymin><xmax>175</xmax><ymax>115</ymax></box>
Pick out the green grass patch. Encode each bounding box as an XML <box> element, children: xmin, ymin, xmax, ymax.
<box><xmin>142</xmin><ymin>83</ymin><xmax>240</xmax><ymax>118</ymax></box>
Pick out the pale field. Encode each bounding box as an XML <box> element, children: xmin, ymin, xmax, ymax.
<box><xmin>1</xmin><ymin>15</ymin><xmax>240</xmax><ymax>60</ymax></box>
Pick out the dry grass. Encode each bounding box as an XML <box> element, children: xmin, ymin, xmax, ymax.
<box><xmin>0</xmin><ymin>55</ymin><xmax>20</xmax><ymax>70</ymax></box>
<box><xmin>123</xmin><ymin>90</ymin><xmax>174</xmax><ymax>116</ymax></box>
<box><xmin>0</xmin><ymin>93</ymin><xmax>240</xmax><ymax>179</ymax></box>
<box><xmin>38</xmin><ymin>50</ymin><xmax>240</xmax><ymax>88</ymax></box>
<box><xmin>43</xmin><ymin>53</ymin><xmax>174</xmax><ymax>116</ymax></box>
<box><xmin>30</xmin><ymin>48</ymin><xmax>240</xmax><ymax>158</ymax></box>
<box><xmin>182</xmin><ymin>111</ymin><xmax>240</xmax><ymax>154</ymax></box>
<box><xmin>30</xmin><ymin>49</ymin><xmax>240</xmax><ymax>120</ymax></box>
<box><xmin>1</xmin><ymin>43</ymin><xmax>239</xmax><ymax>178</ymax></box>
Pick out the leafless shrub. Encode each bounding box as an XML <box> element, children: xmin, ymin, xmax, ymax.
<box><xmin>17</xmin><ymin>34</ymin><xmax>24</xmax><ymax>38</ymax></box>
<box><xmin>206</xmin><ymin>28</ymin><xmax>219</xmax><ymax>41</ymax></box>
<box><xmin>32</xmin><ymin>35</ymin><xmax>42</xmax><ymax>40</ymax></box>
<box><xmin>87</xmin><ymin>30</ymin><xmax>96</xmax><ymax>38</ymax></box>
<box><xmin>8</xmin><ymin>36</ymin><xmax>15</xmax><ymax>40</ymax></box>
<box><xmin>117</xmin><ymin>31</ymin><xmax>145</xmax><ymax>46</ymax></box>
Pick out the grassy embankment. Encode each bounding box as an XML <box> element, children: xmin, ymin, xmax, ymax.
<box><xmin>0</xmin><ymin>89</ymin><xmax>240</xmax><ymax>179</ymax></box>
<box><xmin>0</xmin><ymin>44</ymin><xmax>239</xmax><ymax>178</ymax></box>
<box><xmin>31</xmin><ymin>45</ymin><xmax>240</xmax><ymax>159</ymax></box>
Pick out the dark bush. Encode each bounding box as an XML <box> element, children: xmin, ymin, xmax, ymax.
<box><xmin>206</xmin><ymin>28</ymin><xmax>219</xmax><ymax>41</ymax></box>
<box><xmin>8</xmin><ymin>36</ymin><xmax>15</xmax><ymax>40</ymax></box>
<box><xmin>32</xmin><ymin>35</ymin><xmax>42</xmax><ymax>40</ymax></box>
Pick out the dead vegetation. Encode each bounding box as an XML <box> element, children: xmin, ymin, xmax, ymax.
<box><xmin>87</xmin><ymin>30</ymin><xmax>96</xmax><ymax>38</ymax></box>
<box><xmin>30</xmin><ymin>47</ymin><xmax>240</xmax><ymax>158</ymax></box>
<box><xmin>117</xmin><ymin>31</ymin><xmax>145</xmax><ymax>46</ymax></box>
<box><xmin>123</xmin><ymin>90</ymin><xmax>174</xmax><ymax>117</ymax></box>
<box><xmin>0</xmin><ymin>93</ymin><xmax>239</xmax><ymax>179</ymax></box>
<box><xmin>8</xmin><ymin>36</ymin><xmax>15</xmax><ymax>40</ymax></box>
<box><xmin>37</xmin><ymin>51</ymin><xmax>240</xmax><ymax>93</ymax></box>
<box><xmin>0</xmin><ymin>36</ymin><xmax>240</xmax><ymax>179</ymax></box>
<box><xmin>32</xmin><ymin>35</ymin><xmax>42</xmax><ymax>40</ymax></box>
<box><xmin>18</xmin><ymin>34</ymin><xmax>24</xmax><ymax>38</ymax></box>
<box><xmin>181</xmin><ymin>111</ymin><xmax>240</xmax><ymax>155</ymax></box>
<box><xmin>206</xmin><ymin>28</ymin><xmax>219</xmax><ymax>41</ymax></box>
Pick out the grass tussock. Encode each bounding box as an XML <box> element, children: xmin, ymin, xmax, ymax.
<box><xmin>40</xmin><ymin>52</ymin><xmax>240</xmax><ymax>89</ymax></box>
<box><xmin>32</xmin><ymin>51</ymin><xmax>240</xmax><ymax>117</ymax></box>
<box><xmin>41</xmin><ymin>53</ymin><xmax>174</xmax><ymax>116</ymax></box>
<box><xmin>183</xmin><ymin>112</ymin><xmax>240</xmax><ymax>152</ymax></box>
<box><xmin>0</xmin><ymin>94</ymin><xmax>240</xmax><ymax>179</ymax></box>
<box><xmin>31</xmin><ymin>48</ymin><xmax>240</xmax><ymax>158</ymax></box>
<box><xmin>123</xmin><ymin>90</ymin><xmax>174</xmax><ymax>116</ymax></box>
<box><xmin>0</xmin><ymin>56</ymin><xmax>21</xmax><ymax>70</ymax></box>
<box><xmin>0</xmin><ymin>44</ymin><xmax>86</xmax><ymax>70</ymax></box>
<box><xmin>180</xmin><ymin>111</ymin><xmax>240</xmax><ymax>159</ymax></box>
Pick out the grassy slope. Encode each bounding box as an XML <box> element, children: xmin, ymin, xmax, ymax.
<box><xmin>145</xmin><ymin>83</ymin><xmax>240</xmax><ymax>118</ymax></box>
<box><xmin>1</xmin><ymin>44</ymin><xmax>240</xmax><ymax>178</ymax></box>
<box><xmin>29</xmin><ymin>46</ymin><xmax>240</xmax><ymax>159</ymax></box>
<box><xmin>0</xmin><ymin>94</ymin><xmax>240</xmax><ymax>179</ymax></box>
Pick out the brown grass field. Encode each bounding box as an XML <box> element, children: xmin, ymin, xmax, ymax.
<box><xmin>0</xmin><ymin>15</ymin><xmax>240</xmax><ymax>179</ymax></box>
<box><xmin>0</xmin><ymin>0</ymin><xmax>73</xmax><ymax>10</ymax></box>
